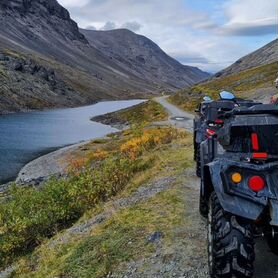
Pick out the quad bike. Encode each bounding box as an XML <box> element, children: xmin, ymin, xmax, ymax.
<box><xmin>194</xmin><ymin>96</ymin><xmax>213</xmax><ymax>175</ymax></box>
<box><xmin>193</xmin><ymin>92</ymin><xmax>260</xmax><ymax>177</ymax></box>
<box><xmin>199</xmin><ymin>102</ymin><xmax>278</xmax><ymax>278</ymax></box>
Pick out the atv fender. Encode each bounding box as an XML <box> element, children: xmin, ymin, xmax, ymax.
<box><xmin>196</xmin><ymin>123</ymin><xmax>208</xmax><ymax>144</ymax></box>
<box><xmin>206</xmin><ymin>160</ymin><xmax>265</xmax><ymax>221</ymax></box>
<box><xmin>269</xmin><ymin>200</ymin><xmax>278</xmax><ymax>226</ymax></box>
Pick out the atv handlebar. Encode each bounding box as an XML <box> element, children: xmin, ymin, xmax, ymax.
<box><xmin>222</xmin><ymin>104</ymin><xmax>278</xmax><ymax>118</ymax></box>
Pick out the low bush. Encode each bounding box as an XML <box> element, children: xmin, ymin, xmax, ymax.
<box><xmin>0</xmin><ymin>127</ymin><xmax>183</xmax><ymax>267</ymax></box>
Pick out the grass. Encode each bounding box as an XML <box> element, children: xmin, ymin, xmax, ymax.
<box><xmin>13</xmin><ymin>131</ymin><xmax>193</xmax><ymax>278</ymax></box>
<box><xmin>3</xmin><ymin>49</ymin><xmax>24</xmax><ymax>60</ymax></box>
<box><xmin>169</xmin><ymin>62</ymin><xmax>278</xmax><ymax>112</ymax></box>
<box><xmin>63</xmin><ymin>100</ymin><xmax>169</xmax><ymax>171</ymax></box>
<box><xmin>104</xmin><ymin>100</ymin><xmax>168</xmax><ymax>126</ymax></box>
<box><xmin>0</xmin><ymin>66</ymin><xmax>7</xmax><ymax>78</ymax></box>
<box><xmin>120</xmin><ymin>100</ymin><xmax>168</xmax><ymax>124</ymax></box>
<box><xmin>0</xmin><ymin>127</ymin><xmax>186</xmax><ymax>268</ymax></box>
<box><xmin>0</xmin><ymin>100</ymin><xmax>189</xmax><ymax>272</ymax></box>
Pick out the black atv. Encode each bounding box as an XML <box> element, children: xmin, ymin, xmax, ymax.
<box><xmin>194</xmin><ymin>96</ymin><xmax>213</xmax><ymax>176</ymax></box>
<box><xmin>194</xmin><ymin>100</ymin><xmax>231</xmax><ymax>177</ymax></box>
<box><xmin>199</xmin><ymin>103</ymin><xmax>278</xmax><ymax>277</ymax></box>
<box><xmin>194</xmin><ymin>92</ymin><xmax>259</xmax><ymax>177</ymax></box>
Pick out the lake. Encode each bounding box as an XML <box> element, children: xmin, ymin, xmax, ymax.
<box><xmin>0</xmin><ymin>100</ymin><xmax>145</xmax><ymax>183</ymax></box>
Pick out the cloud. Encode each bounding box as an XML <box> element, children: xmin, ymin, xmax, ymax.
<box><xmin>86</xmin><ymin>25</ymin><xmax>97</xmax><ymax>30</ymax></box>
<box><xmin>100</xmin><ymin>21</ymin><xmax>116</xmax><ymax>31</ymax></box>
<box><xmin>58</xmin><ymin>0</ymin><xmax>89</xmax><ymax>8</ymax></box>
<box><xmin>168</xmin><ymin>49</ymin><xmax>210</xmax><ymax>64</ymax></box>
<box><xmin>219</xmin><ymin>0</ymin><xmax>277</xmax><ymax>36</ymax></box>
<box><xmin>220</xmin><ymin>20</ymin><xmax>277</xmax><ymax>36</ymax></box>
<box><xmin>121</xmin><ymin>21</ymin><xmax>142</xmax><ymax>32</ymax></box>
<box><xmin>56</xmin><ymin>0</ymin><xmax>278</xmax><ymax>72</ymax></box>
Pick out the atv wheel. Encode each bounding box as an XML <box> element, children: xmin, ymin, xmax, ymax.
<box><xmin>199</xmin><ymin>194</ymin><xmax>208</xmax><ymax>218</ymax></box>
<box><xmin>194</xmin><ymin>132</ymin><xmax>197</xmax><ymax>161</ymax></box>
<box><xmin>266</xmin><ymin>227</ymin><xmax>278</xmax><ymax>255</ymax></box>
<box><xmin>208</xmin><ymin>192</ymin><xmax>255</xmax><ymax>278</ymax></box>
<box><xmin>267</xmin><ymin>237</ymin><xmax>278</xmax><ymax>255</ymax></box>
<box><xmin>196</xmin><ymin>144</ymin><xmax>201</xmax><ymax>178</ymax></box>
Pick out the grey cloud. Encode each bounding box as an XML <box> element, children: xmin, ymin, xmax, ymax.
<box><xmin>193</xmin><ymin>21</ymin><xmax>218</xmax><ymax>31</ymax></box>
<box><xmin>100</xmin><ymin>21</ymin><xmax>116</xmax><ymax>31</ymax></box>
<box><xmin>86</xmin><ymin>25</ymin><xmax>97</xmax><ymax>30</ymax></box>
<box><xmin>121</xmin><ymin>21</ymin><xmax>142</xmax><ymax>32</ymax></box>
<box><xmin>177</xmin><ymin>56</ymin><xmax>210</xmax><ymax>64</ymax></box>
<box><xmin>220</xmin><ymin>23</ymin><xmax>277</xmax><ymax>36</ymax></box>
<box><xmin>169</xmin><ymin>51</ymin><xmax>210</xmax><ymax>65</ymax></box>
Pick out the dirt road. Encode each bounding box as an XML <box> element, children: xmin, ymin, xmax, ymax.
<box><xmin>154</xmin><ymin>96</ymin><xmax>278</xmax><ymax>278</ymax></box>
<box><xmin>154</xmin><ymin>97</ymin><xmax>194</xmax><ymax>132</ymax></box>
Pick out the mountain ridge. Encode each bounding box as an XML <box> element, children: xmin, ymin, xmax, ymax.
<box><xmin>215</xmin><ymin>39</ymin><xmax>278</xmax><ymax>78</ymax></box>
<box><xmin>0</xmin><ymin>0</ymin><xmax>209</xmax><ymax>113</ymax></box>
<box><xmin>80</xmin><ymin>28</ymin><xmax>210</xmax><ymax>89</ymax></box>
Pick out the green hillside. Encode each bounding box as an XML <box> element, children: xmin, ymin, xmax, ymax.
<box><xmin>169</xmin><ymin>62</ymin><xmax>278</xmax><ymax>111</ymax></box>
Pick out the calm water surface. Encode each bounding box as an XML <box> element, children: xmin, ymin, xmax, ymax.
<box><xmin>0</xmin><ymin>100</ymin><xmax>145</xmax><ymax>183</ymax></box>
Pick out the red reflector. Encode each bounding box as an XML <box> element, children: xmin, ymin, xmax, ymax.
<box><xmin>215</xmin><ymin>119</ymin><xmax>224</xmax><ymax>124</ymax></box>
<box><xmin>253</xmin><ymin>153</ymin><xmax>268</xmax><ymax>160</ymax></box>
<box><xmin>206</xmin><ymin>129</ymin><xmax>216</xmax><ymax>137</ymax></box>
<box><xmin>248</xmin><ymin>176</ymin><xmax>265</xmax><ymax>192</ymax></box>
<box><xmin>251</xmin><ymin>133</ymin><xmax>259</xmax><ymax>151</ymax></box>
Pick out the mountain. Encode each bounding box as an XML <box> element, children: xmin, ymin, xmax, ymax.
<box><xmin>80</xmin><ymin>29</ymin><xmax>210</xmax><ymax>89</ymax></box>
<box><xmin>216</xmin><ymin>39</ymin><xmax>278</xmax><ymax>78</ymax></box>
<box><xmin>169</xmin><ymin>39</ymin><xmax>278</xmax><ymax>110</ymax></box>
<box><xmin>0</xmin><ymin>0</ymin><xmax>209</xmax><ymax>113</ymax></box>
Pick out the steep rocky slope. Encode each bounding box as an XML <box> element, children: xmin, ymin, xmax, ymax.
<box><xmin>216</xmin><ymin>39</ymin><xmax>278</xmax><ymax>78</ymax></box>
<box><xmin>170</xmin><ymin>38</ymin><xmax>278</xmax><ymax>110</ymax></box>
<box><xmin>0</xmin><ymin>0</ymin><xmax>209</xmax><ymax>113</ymax></box>
<box><xmin>80</xmin><ymin>29</ymin><xmax>210</xmax><ymax>89</ymax></box>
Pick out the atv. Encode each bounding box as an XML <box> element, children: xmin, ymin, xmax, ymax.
<box><xmin>194</xmin><ymin>92</ymin><xmax>260</xmax><ymax>177</ymax></box>
<box><xmin>194</xmin><ymin>96</ymin><xmax>213</xmax><ymax>175</ymax></box>
<box><xmin>199</xmin><ymin>101</ymin><xmax>278</xmax><ymax>278</ymax></box>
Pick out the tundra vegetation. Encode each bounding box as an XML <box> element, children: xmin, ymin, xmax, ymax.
<box><xmin>0</xmin><ymin>101</ymin><xmax>194</xmax><ymax>278</ymax></box>
<box><xmin>169</xmin><ymin>62</ymin><xmax>278</xmax><ymax>111</ymax></box>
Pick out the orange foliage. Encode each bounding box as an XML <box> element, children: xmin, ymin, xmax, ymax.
<box><xmin>120</xmin><ymin>128</ymin><xmax>181</xmax><ymax>160</ymax></box>
<box><xmin>68</xmin><ymin>157</ymin><xmax>88</xmax><ymax>172</ymax></box>
<box><xmin>88</xmin><ymin>150</ymin><xmax>109</xmax><ymax>161</ymax></box>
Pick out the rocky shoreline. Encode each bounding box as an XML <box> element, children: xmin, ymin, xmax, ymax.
<box><xmin>15</xmin><ymin>141</ymin><xmax>90</xmax><ymax>186</ymax></box>
<box><xmin>91</xmin><ymin>106</ymin><xmax>132</xmax><ymax>130</ymax></box>
<box><xmin>0</xmin><ymin>105</ymin><xmax>136</xmax><ymax>191</ymax></box>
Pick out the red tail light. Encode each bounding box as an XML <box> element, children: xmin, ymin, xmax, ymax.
<box><xmin>252</xmin><ymin>152</ymin><xmax>268</xmax><ymax>160</ymax></box>
<box><xmin>251</xmin><ymin>133</ymin><xmax>260</xmax><ymax>151</ymax></box>
<box><xmin>248</xmin><ymin>176</ymin><xmax>265</xmax><ymax>192</ymax></box>
<box><xmin>206</xmin><ymin>129</ymin><xmax>216</xmax><ymax>138</ymax></box>
<box><xmin>215</xmin><ymin>119</ymin><xmax>224</xmax><ymax>125</ymax></box>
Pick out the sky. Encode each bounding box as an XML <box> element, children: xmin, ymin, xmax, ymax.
<box><xmin>58</xmin><ymin>0</ymin><xmax>278</xmax><ymax>73</ymax></box>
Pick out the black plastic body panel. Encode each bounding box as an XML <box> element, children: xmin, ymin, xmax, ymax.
<box><xmin>207</xmin><ymin>158</ymin><xmax>278</xmax><ymax>225</ymax></box>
